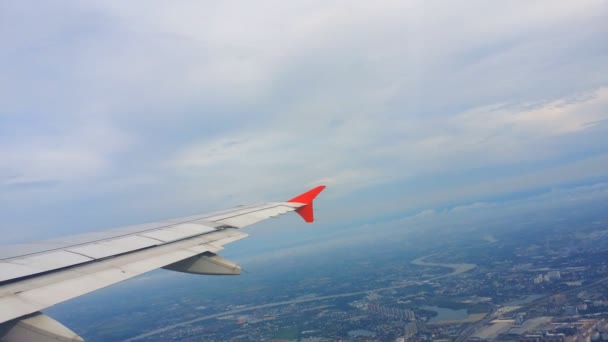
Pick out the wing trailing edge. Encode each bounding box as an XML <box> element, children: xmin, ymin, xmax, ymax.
<box><xmin>287</xmin><ymin>185</ymin><xmax>326</xmax><ymax>223</ymax></box>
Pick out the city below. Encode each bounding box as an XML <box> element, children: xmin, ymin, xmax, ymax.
<box><xmin>47</xmin><ymin>200</ymin><xmax>608</xmax><ymax>342</ymax></box>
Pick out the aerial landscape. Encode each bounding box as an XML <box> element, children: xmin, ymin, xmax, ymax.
<box><xmin>44</xmin><ymin>185</ymin><xmax>608</xmax><ymax>341</ymax></box>
<box><xmin>1</xmin><ymin>0</ymin><xmax>608</xmax><ymax>341</ymax></box>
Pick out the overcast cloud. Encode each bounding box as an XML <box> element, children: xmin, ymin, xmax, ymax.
<box><xmin>1</xmin><ymin>0</ymin><xmax>607</xmax><ymax>243</ymax></box>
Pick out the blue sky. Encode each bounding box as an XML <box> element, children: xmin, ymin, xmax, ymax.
<box><xmin>1</xmin><ymin>0</ymin><xmax>608</xmax><ymax>247</ymax></box>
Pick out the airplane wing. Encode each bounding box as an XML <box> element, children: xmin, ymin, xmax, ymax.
<box><xmin>0</xmin><ymin>185</ymin><xmax>326</xmax><ymax>342</ymax></box>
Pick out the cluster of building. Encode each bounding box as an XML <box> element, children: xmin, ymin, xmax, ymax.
<box><xmin>395</xmin><ymin>321</ymin><xmax>427</xmax><ymax>342</ymax></box>
<box><xmin>520</xmin><ymin>319</ymin><xmax>608</xmax><ymax>342</ymax></box>
<box><xmin>534</xmin><ymin>271</ymin><xmax>562</xmax><ymax>284</ymax></box>
<box><xmin>367</xmin><ymin>303</ymin><xmax>416</xmax><ymax>320</ymax></box>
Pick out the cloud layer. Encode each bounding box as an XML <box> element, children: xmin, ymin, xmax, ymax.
<box><xmin>1</xmin><ymin>0</ymin><xmax>607</xmax><ymax>242</ymax></box>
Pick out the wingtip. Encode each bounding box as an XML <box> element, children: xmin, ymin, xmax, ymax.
<box><xmin>287</xmin><ymin>185</ymin><xmax>326</xmax><ymax>204</ymax></box>
<box><xmin>287</xmin><ymin>185</ymin><xmax>326</xmax><ymax>223</ymax></box>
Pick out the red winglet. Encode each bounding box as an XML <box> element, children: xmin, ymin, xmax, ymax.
<box><xmin>287</xmin><ymin>185</ymin><xmax>326</xmax><ymax>223</ymax></box>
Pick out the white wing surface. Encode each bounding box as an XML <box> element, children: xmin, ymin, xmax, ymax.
<box><xmin>0</xmin><ymin>186</ymin><xmax>325</xmax><ymax>342</ymax></box>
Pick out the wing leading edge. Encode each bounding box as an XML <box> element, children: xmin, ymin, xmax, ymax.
<box><xmin>0</xmin><ymin>185</ymin><xmax>325</xmax><ymax>342</ymax></box>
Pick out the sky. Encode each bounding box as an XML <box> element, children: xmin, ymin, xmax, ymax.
<box><xmin>1</xmin><ymin>0</ymin><xmax>608</xmax><ymax>247</ymax></box>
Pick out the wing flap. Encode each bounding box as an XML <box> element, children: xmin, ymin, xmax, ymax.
<box><xmin>213</xmin><ymin>203</ymin><xmax>299</xmax><ymax>228</ymax></box>
<box><xmin>66</xmin><ymin>235</ymin><xmax>160</xmax><ymax>259</ymax></box>
<box><xmin>0</xmin><ymin>264</ymin><xmax>42</xmax><ymax>283</ymax></box>
<box><xmin>138</xmin><ymin>223</ymin><xmax>216</xmax><ymax>242</ymax></box>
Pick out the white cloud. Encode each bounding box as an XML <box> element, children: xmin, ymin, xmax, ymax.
<box><xmin>162</xmin><ymin>85</ymin><xmax>608</xmax><ymax>211</ymax></box>
<box><xmin>457</xmin><ymin>87</ymin><xmax>608</xmax><ymax>136</ymax></box>
<box><xmin>0</xmin><ymin>0</ymin><xmax>607</xmax><ymax>241</ymax></box>
<box><xmin>0</xmin><ymin>121</ymin><xmax>131</xmax><ymax>188</ymax></box>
